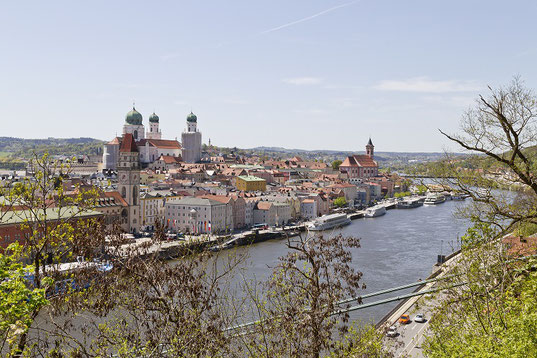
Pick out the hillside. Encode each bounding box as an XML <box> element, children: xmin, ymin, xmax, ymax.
<box><xmin>0</xmin><ymin>137</ymin><xmax>105</xmax><ymax>170</ymax></box>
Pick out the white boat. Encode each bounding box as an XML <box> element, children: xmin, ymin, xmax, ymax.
<box><xmin>308</xmin><ymin>213</ymin><xmax>351</xmax><ymax>231</ymax></box>
<box><xmin>423</xmin><ymin>194</ymin><xmax>446</xmax><ymax>205</ymax></box>
<box><xmin>396</xmin><ymin>198</ymin><xmax>424</xmax><ymax>209</ymax></box>
<box><xmin>364</xmin><ymin>205</ymin><xmax>387</xmax><ymax>218</ymax></box>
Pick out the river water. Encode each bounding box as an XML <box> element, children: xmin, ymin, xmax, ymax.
<box><xmin>220</xmin><ymin>199</ymin><xmax>471</xmax><ymax>326</ymax></box>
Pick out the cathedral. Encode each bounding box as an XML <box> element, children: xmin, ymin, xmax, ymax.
<box><xmin>103</xmin><ymin>106</ymin><xmax>203</xmax><ymax>170</ymax></box>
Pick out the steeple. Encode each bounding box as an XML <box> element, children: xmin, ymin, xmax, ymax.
<box><xmin>366</xmin><ymin>138</ymin><xmax>374</xmax><ymax>158</ymax></box>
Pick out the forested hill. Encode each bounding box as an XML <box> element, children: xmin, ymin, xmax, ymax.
<box><xmin>0</xmin><ymin>137</ymin><xmax>105</xmax><ymax>158</ymax></box>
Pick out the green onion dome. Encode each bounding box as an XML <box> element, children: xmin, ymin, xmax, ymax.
<box><xmin>186</xmin><ymin>111</ymin><xmax>197</xmax><ymax>122</ymax></box>
<box><xmin>125</xmin><ymin>107</ymin><xmax>143</xmax><ymax>125</ymax></box>
<box><xmin>149</xmin><ymin>112</ymin><xmax>159</xmax><ymax>123</ymax></box>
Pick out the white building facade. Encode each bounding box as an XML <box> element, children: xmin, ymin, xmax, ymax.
<box><xmin>165</xmin><ymin>197</ymin><xmax>232</xmax><ymax>234</ymax></box>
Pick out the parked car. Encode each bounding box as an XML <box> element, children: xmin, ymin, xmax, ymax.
<box><xmin>386</xmin><ymin>326</ymin><xmax>398</xmax><ymax>337</ymax></box>
<box><xmin>414</xmin><ymin>313</ymin><xmax>426</xmax><ymax>323</ymax></box>
<box><xmin>398</xmin><ymin>314</ymin><xmax>411</xmax><ymax>324</ymax></box>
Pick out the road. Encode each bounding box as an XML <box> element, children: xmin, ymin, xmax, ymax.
<box><xmin>382</xmin><ymin>254</ymin><xmax>462</xmax><ymax>357</ymax></box>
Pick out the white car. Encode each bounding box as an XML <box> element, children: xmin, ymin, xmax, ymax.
<box><xmin>386</xmin><ymin>325</ymin><xmax>397</xmax><ymax>337</ymax></box>
<box><xmin>414</xmin><ymin>313</ymin><xmax>426</xmax><ymax>323</ymax></box>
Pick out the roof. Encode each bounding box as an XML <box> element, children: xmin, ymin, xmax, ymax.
<box><xmin>200</xmin><ymin>195</ymin><xmax>232</xmax><ymax>204</ymax></box>
<box><xmin>237</xmin><ymin>175</ymin><xmax>266</xmax><ymax>182</ymax></box>
<box><xmin>159</xmin><ymin>155</ymin><xmax>182</xmax><ymax>164</ymax></box>
<box><xmin>0</xmin><ymin>207</ymin><xmax>103</xmax><ymax>226</ymax></box>
<box><xmin>340</xmin><ymin>155</ymin><xmax>377</xmax><ymax>168</ymax></box>
<box><xmin>302</xmin><ymin>199</ymin><xmax>315</xmax><ymax>204</ymax></box>
<box><xmin>138</xmin><ymin>139</ymin><xmax>181</xmax><ymax>150</ymax></box>
<box><xmin>120</xmin><ymin>133</ymin><xmax>138</xmax><ymax>153</ymax></box>
<box><xmin>107</xmin><ymin>137</ymin><xmax>121</xmax><ymax>145</ymax></box>
<box><xmin>169</xmin><ymin>197</ymin><xmax>225</xmax><ymax>206</ymax></box>
<box><xmin>256</xmin><ymin>201</ymin><xmax>273</xmax><ymax>210</ymax></box>
<box><xmin>104</xmin><ymin>191</ymin><xmax>129</xmax><ymax>207</ymax></box>
<box><xmin>329</xmin><ymin>183</ymin><xmax>356</xmax><ymax>189</ymax></box>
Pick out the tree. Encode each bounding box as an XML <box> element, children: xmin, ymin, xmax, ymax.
<box><xmin>0</xmin><ymin>243</ymin><xmax>50</xmax><ymax>356</ymax></box>
<box><xmin>422</xmin><ymin>78</ymin><xmax>537</xmax><ymax>357</ymax></box>
<box><xmin>438</xmin><ymin>77</ymin><xmax>537</xmax><ymax>234</ymax></box>
<box><xmin>0</xmin><ymin>153</ymin><xmax>105</xmax><ymax>355</ymax></box>
<box><xmin>0</xmin><ymin>155</ymin><xmax>243</xmax><ymax>357</ymax></box>
<box><xmin>332</xmin><ymin>160</ymin><xmax>343</xmax><ymax>171</ymax></box>
<box><xmin>333</xmin><ymin>197</ymin><xmax>347</xmax><ymax>208</ymax></box>
<box><xmin>236</xmin><ymin>234</ymin><xmax>365</xmax><ymax>358</ymax></box>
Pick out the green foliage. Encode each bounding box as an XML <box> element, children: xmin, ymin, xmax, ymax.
<box><xmin>330</xmin><ymin>323</ymin><xmax>392</xmax><ymax>357</ymax></box>
<box><xmin>415</xmin><ymin>185</ymin><xmax>427</xmax><ymax>195</ymax></box>
<box><xmin>0</xmin><ymin>243</ymin><xmax>50</xmax><ymax>354</ymax></box>
<box><xmin>0</xmin><ymin>137</ymin><xmax>104</xmax><ymax>169</ymax></box>
<box><xmin>460</xmin><ymin>218</ymin><xmax>498</xmax><ymax>249</ymax></box>
<box><xmin>333</xmin><ymin>197</ymin><xmax>347</xmax><ymax>208</ymax></box>
<box><xmin>394</xmin><ymin>191</ymin><xmax>411</xmax><ymax>198</ymax></box>
<box><xmin>513</xmin><ymin>221</ymin><xmax>537</xmax><ymax>237</ymax></box>
<box><xmin>424</xmin><ymin>258</ymin><xmax>537</xmax><ymax>358</ymax></box>
<box><xmin>332</xmin><ymin>160</ymin><xmax>343</xmax><ymax>171</ymax></box>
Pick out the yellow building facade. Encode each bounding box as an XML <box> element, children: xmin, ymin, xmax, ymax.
<box><xmin>235</xmin><ymin>175</ymin><xmax>266</xmax><ymax>192</ymax></box>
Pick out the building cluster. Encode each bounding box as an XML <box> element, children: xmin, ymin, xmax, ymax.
<box><xmin>0</xmin><ymin>105</ymin><xmax>406</xmax><ymax>248</ymax></box>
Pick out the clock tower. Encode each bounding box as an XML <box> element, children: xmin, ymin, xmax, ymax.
<box><xmin>118</xmin><ymin>133</ymin><xmax>141</xmax><ymax>233</ymax></box>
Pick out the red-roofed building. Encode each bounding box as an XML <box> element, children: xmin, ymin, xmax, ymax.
<box><xmin>151</xmin><ymin>155</ymin><xmax>183</xmax><ymax>171</ymax></box>
<box><xmin>120</xmin><ymin>133</ymin><xmax>138</xmax><ymax>153</ymax></box>
<box><xmin>137</xmin><ymin>138</ymin><xmax>182</xmax><ymax>164</ymax></box>
<box><xmin>339</xmin><ymin>139</ymin><xmax>378</xmax><ymax>180</ymax></box>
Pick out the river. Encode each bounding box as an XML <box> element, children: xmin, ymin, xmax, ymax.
<box><xmin>219</xmin><ymin>198</ymin><xmax>471</xmax><ymax>326</ymax></box>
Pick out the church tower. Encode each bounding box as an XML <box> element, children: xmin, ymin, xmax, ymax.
<box><xmin>181</xmin><ymin>111</ymin><xmax>202</xmax><ymax>163</ymax></box>
<box><xmin>117</xmin><ymin>133</ymin><xmax>141</xmax><ymax>233</ymax></box>
<box><xmin>146</xmin><ymin>112</ymin><xmax>162</xmax><ymax>139</ymax></box>
<box><xmin>366</xmin><ymin>138</ymin><xmax>374</xmax><ymax>158</ymax></box>
<box><xmin>123</xmin><ymin>106</ymin><xmax>145</xmax><ymax>141</ymax></box>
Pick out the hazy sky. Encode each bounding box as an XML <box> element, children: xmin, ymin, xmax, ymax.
<box><xmin>1</xmin><ymin>0</ymin><xmax>537</xmax><ymax>152</ymax></box>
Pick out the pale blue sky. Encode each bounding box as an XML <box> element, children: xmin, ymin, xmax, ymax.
<box><xmin>1</xmin><ymin>0</ymin><xmax>537</xmax><ymax>152</ymax></box>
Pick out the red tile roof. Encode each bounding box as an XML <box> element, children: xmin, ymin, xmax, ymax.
<box><xmin>120</xmin><ymin>134</ymin><xmax>138</xmax><ymax>153</ymax></box>
<box><xmin>138</xmin><ymin>139</ymin><xmax>181</xmax><ymax>149</ymax></box>
<box><xmin>256</xmin><ymin>201</ymin><xmax>273</xmax><ymax>210</ymax></box>
<box><xmin>160</xmin><ymin>155</ymin><xmax>182</xmax><ymax>164</ymax></box>
<box><xmin>108</xmin><ymin>137</ymin><xmax>121</xmax><ymax>145</ymax></box>
<box><xmin>340</xmin><ymin>155</ymin><xmax>377</xmax><ymax>168</ymax></box>
<box><xmin>103</xmin><ymin>191</ymin><xmax>129</xmax><ymax>207</ymax></box>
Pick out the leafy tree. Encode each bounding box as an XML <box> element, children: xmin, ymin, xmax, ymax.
<box><xmin>237</xmin><ymin>234</ymin><xmax>365</xmax><ymax>358</ymax></box>
<box><xmin>437</xmin><ymin>77</ymin><xmax>537</xmax><ymax>234</ymax></box>
<box><xmin>332</xmin><ymin>160</ymin><xmax>343</xmax><ymax>171</ymax></box>
<box><xmin>423</xmin><ymin>78</ymin><xmax>537</xmax><ymax>357</ymax></box>
<box><xmin>0</xmin><ymin>243</ymin><xmax>50</xmax><ymax>356</ymax></box>
<box><xmin>333</xmin><ymin>197</ymin><xmax>347</xmax><ymax>208</ymax></box>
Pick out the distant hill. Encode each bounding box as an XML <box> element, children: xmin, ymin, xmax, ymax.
<box><xmin>245</xmin><ymin>146</ymin><xmax>459</xmax><ymax>164</ymax></box>
<box><xmin>0</xmin><ymin>137</ymin><xmax>105</xmax><ymax>169</ymax></box>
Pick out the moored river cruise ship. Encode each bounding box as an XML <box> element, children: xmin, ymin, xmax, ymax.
<box><xmin>423</xmin><ymin>194</ymin><xmax>446</xmax><ymax>205</ymax></box>
<box><xmin>364</xmin><ymin>205</ymin><xmax>387</xmax><ymax>218</ymax></box>
<box><xmin>308</xmin><ymin>213</ymin><xmax>352</xmax><ymax>231</ymax></box>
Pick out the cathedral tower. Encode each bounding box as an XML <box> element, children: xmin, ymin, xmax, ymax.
<box><xmin>123</xmin><ymin>106</ymin><xmax>145</xmax><ymax>141</ymax></box>
<box><xmin>117</xmin><ymin>133</ymin><xmax>141</xmax><ymax>233</ymax></box>
<box><xmin>146</xmin><ymin>112</ymin><xmax>162</xmax><ymax>139</ymax></box>
<box><xmin>181</xmin><ymin>111</ymin><xmax>202</xmax><ymax>163</ymax></box>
